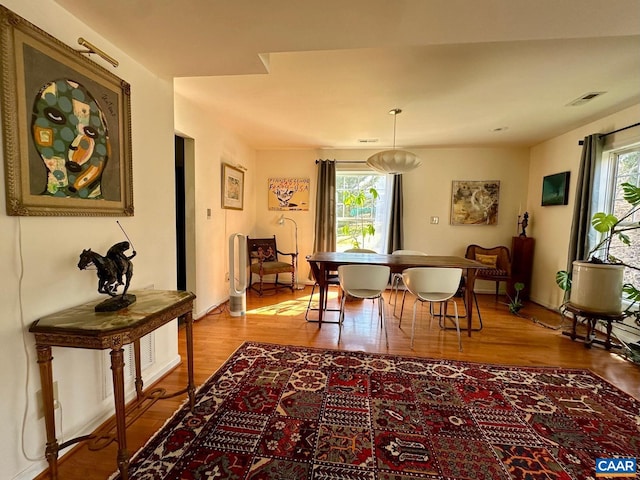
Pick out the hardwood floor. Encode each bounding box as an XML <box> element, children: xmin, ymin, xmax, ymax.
<box><xmin>38</xmin><ymin>286</ymin><xmax>640</xmax><ymax>479</ymax></box>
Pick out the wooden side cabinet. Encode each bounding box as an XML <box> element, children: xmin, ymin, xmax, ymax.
<box><xmin>509</xmin><ymin>236</ymin><xmax>535</xmax><ymax>300</ymax></box>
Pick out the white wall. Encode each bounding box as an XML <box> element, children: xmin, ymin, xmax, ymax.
<box><xmin>255</xmin><ymin>147</ymin><xmax>531</xmax><ymax>291</ymax></box>
<box><xmin>529</xmin><ymin>103</ymin><xmax>640</xmax><ymax>309</ymax></box>
<box><xmin>174</xmin><ymin>94</ymin><xmax>257</xmax><ymax>316</ymax></box>
<box><xmin>0</xmin><ymin>2</ymin><xmax>178</xmax><ymax>478</ymax></box>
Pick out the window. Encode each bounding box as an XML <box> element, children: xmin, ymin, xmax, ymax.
<box><xmin>335</xmin><ymin>170</ymin><xmax>392</xmax><ymax>253</ymax></box>
<box><xmin>596</xmin><ymin>144</ymin><xmax>640</xmax><ymax>303</ymax></box>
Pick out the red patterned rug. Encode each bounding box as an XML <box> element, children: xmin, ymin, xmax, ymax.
<box><xmin>113</xmin><ymin>342</ymin><xmax>639</xmax><ymax>479</ymax></box>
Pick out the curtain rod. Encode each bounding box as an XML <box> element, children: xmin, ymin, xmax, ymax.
<box><xmin>315</xmin><ymin>159</ymin><xmax>367</xmax><ymax>164</ymax></box>
<box><xmin>578</xmin><ymin>122</ymin><xmax>640</xmax><ymax>145</ymax></box>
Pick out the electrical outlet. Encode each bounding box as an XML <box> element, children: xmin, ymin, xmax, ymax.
<box><xmin>36</xmin><ymin>381</ymin><xmax>59</xmax><ymax>419</ymax></box>
<box><xmin>430</xmin><ymin>216</ymin><xmax>439</xmax><ymax>224</ymax></box>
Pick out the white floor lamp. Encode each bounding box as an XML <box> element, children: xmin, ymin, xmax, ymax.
<box><xmin>278</xmin><ymin>214</ymin><xmax>304</xmax><ymax>290</ymax></box>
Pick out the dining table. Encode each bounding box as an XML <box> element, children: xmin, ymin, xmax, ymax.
<box><xmin>306</xmin><ymin>251</ymin><xmax>488</xmax><ymax>336</ymax></box>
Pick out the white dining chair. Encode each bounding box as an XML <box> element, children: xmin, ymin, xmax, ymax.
<box><xmin>389</xmin><ymin>249</ymin><xmax>428</xmax><ymax>316</ymax></box>
<box><xmin>306</xmin><ymin>248</ymin><xmax>377</xmax><ymax>322</ymax></box>
<box><xmin>337</xmin><ymin>264</ymin><xmax>390</xmax><ymax>347</ymax></box>
<box><xmin>402</xmin><ymin>267</ymin><xmax>463</xmax><ymax>351</ymax></box>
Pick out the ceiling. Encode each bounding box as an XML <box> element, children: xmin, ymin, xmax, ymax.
<box><xmin>54</xmin><ymin>0</ymin><xmax>640</xmax><ymax>150</ymax></box>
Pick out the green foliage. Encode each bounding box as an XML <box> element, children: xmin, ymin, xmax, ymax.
<box><xmin>556</xmin><ymin>182</ymin><xmax>640</xmax><ymax>316</ymax></box>
<box><xmin>506</xmin><ymin>282</ymin><xmax>525</xmax><ymax>315</ymax></box>
<box><xmin>341</xmin><ymin>187</ymin><xmax>379</xmax><ymax>248</ymax></box>
<box><xmin>555</xmin><ymin>270</ymin><xmax>571</xmax><ymax>292</ymax></box>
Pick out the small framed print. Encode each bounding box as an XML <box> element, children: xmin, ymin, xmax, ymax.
<box><xmin>221</xmin><ymin>163</ymin><xmax>244</xmax><ymax>210</ymax></box>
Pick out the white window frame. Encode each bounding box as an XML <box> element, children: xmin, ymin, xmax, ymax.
<box><xmin>594</xmin><ymin>141</ymin><xmax>640</xmax><ymax>308</ymax></box>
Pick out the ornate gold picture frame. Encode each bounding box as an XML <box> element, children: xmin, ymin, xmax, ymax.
<box><xmin>0</xmin><ymin>6</ymin><xmax>133</xmax><ymax>216</ymax></box>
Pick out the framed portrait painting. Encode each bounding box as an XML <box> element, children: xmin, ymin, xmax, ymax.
<box><xmin>450</xmin><ymin>180</ymin><xmax>500</xmax><ymax>225</ymax></box>
<box><xmin>541</xmin><ymin>171</ymin><xmax>570</xmax><ymax>206</ymax></box>
<box><xmin>221</xmin><ymin>163</ymin><xmax>244</xmax><ymax>210</ymax></box>
<box><xmin>0</xmin><ymin>6</ymin><xmax>133</xmax><ymax>216</ymax></box>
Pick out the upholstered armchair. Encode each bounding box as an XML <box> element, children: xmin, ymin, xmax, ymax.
<box><xmin>247</xmin><ymin>236</ymin><xmax>296</xmax><ymax>296</ymax></box>
<box><xmin>465</xmin><ymin>244</ymin><xmax>512</xmax><ymax>300</ymax></box>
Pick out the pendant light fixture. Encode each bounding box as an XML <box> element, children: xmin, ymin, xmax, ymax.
<box><xmin>366</xmin><ymin>108</ymin><xmax>422</xmax><ymax>174</ymax></box>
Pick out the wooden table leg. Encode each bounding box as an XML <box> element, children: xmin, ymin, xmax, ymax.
<box><xmin>309</xmin><ymin>261</ymin><xmax>326</xmax><ymax>327</ymax></box>
<box><xmin>465</xmin><ymin>269</ymin><xmax>477</xmax><ymax>337</ymax></box>
<box><xmin>133</xmin><ymin>339</ymin><xmax>143</xmax><ymax>400</ymax></box>
<box><xmin>110</xmin><ymin>347</ymin><xmax>129</xmax><ymax>479</ymax></box>
<box><xmin>36</xmin><ymin>345</ymin><xmax>59</xmax><ymax>480</ymax></box>
<box><xmin>184</xmin><ymin>311</ymin><xmax>196</xmax><ymax>410</ymax></box>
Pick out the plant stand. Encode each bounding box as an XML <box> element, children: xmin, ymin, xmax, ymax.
<box><xmin>561</xmin><ymin>303</ymin><xmax>625</xmax><ymax>350</ymax></box>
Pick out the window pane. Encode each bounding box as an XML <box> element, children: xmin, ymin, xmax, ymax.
<box><xmin>336</xmin><ymin>172</ymin><xmax>389</xmax><ymax>253</ymax></box>
<box><xmin>603</xmin><ymin>146</ymin><xmax>640</xmax><ymax>305</ymax></box>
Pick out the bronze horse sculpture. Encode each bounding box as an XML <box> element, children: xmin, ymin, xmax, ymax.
<box><xmin>78</xmin><ymin>241</ymin><xmax>137</xmax><ymax>310</ymax></box>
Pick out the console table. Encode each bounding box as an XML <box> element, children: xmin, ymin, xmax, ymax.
<box><xmin>29</xmin><ymin>289</ymin><xmax>196</xmax><ymax>480</ymax></box>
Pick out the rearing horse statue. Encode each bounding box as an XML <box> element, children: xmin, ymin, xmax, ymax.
<box><xmin>78</xmin><ymin>241</ymin><xmax>136</xmax><ymax>297</ymax></box>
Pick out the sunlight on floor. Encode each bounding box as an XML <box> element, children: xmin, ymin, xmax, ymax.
<box><xmin>246</xmin><ymin>291</ymin><xmax>341</xmax><ymax>316</ymax></box>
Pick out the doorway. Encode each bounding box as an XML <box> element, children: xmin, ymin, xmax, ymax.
<box><xmin>174</xmin><ymin>135</ymin><xmax>196</xmax><ymax>300</ymax></box>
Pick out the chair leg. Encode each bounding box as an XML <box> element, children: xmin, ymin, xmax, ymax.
<box><xmin>473</xmin><ymin>292</ymin><xmax>483</xmax><ymax>330</ymax></box>
<box><xmin>391</xmin><ymin>275</ymin><xmax>401</xmax><ymax>314</ymax></box>
<box><xmin>379</xmin><ymin>296</ymin><xmax>389</xmax><ymax>348</ymax></box>
<box><xmin>389</xmin><ymin>275</ymin><xmax>397</xmax><ymax>305</ymax></box>
<box><xmin>410</xmin><ymin>298</ymin><xmax>419</xmax><ymax>349</ymax></box>
<box><xmin>337</xmin><ymin>293</ymin><xmax>347</xmax><ymax>344</ymax></box>
<box><xmin>452</xmin><ymin>300</ymin><xmax>462</xmax><ymax>351</ymax></box>
<box><xmin>399</xmin><ymin>290</ymin><xmax>408</xmax><ymax>321</ymax></box>
<box><xmin>495</xmin><ymin>281</ymin><xmax>499</xmax><ymax>301</ymax></box>
<box><xmin>305</xmin><ymin>283</ymin><xmax>317</xmax><ymax>321</ymax></box>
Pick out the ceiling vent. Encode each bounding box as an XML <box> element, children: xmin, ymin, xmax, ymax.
<box><xmin>567</xmin><ymin>92</ymin><xmax>606</xmax><ymax>106</ymax></box>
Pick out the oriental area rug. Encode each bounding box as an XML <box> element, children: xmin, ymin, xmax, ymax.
<box><xmin>113</xmin><ymin>342</ymin><xmax>639</xmax><ymax>479</ymax></box>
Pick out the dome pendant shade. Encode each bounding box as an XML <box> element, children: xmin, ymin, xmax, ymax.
<box><xmin>366</xmin><ymin>108</ymin><xmax>421</xmax><ymax>174</ymax></box>
<box><xmin>366</xmin><ymin>149</ymin><xmax>422</xmax><ymax>174</ymax></box>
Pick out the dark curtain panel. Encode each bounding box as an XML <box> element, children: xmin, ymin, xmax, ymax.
<box><xmin>386</xmin><ymin>174</ymin><xmax>404</xmax><ymax>253</ymax></box>
<box><xmin>566</xmin><ymin>134</ymin><xmax>603</xmax><ymax>270</ymax></box>
<box><xmin>312</xmin><ymin>160</ymin><xmax>337</xmax><ymax>254</ymax></box>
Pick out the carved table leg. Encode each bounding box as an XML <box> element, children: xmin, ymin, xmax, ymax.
<box><xmin>111</xmin><ymin>347</ymin><xmax>129</xmax><ymax>479</ymax></box>
<box><xmin>133</xmin><ymin>339</ymin><xmax>143</xmax><ymax>400</ymax></box>
<box><xmin>184</xmin><ymin>311</ymin><xmax>196</xmax><ymax>410</ymax></box>
<box><xmin>36</xmin><ymin>345</ymin><xmax>59</xmax><ymax>480</ymax></box>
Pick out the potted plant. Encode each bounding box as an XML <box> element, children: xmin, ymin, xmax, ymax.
<box><xmin>506</xmin><ymin>282</ymin><xmax>525</xmax><ymax>315</ymax></box>
<box><xmin>556</xmin><ymin>182</ymin><xmax>640</xmax><ymax>318</ymax></box>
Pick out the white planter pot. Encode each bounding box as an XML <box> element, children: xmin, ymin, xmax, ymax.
<box><xmin>569</xmin><ymin>261</ymin><xmax>624</xmax><ymax>314</ymax></box>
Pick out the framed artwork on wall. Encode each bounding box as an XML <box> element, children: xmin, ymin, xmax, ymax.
<box><xmin>450</xmin><ymin>180</ymin><xmax>500</xmax><ymax>225</ymax></box>
<box><xmin>0</xmin><ymin>5</ymin><xmax>133</xmax><ymax>216</ymax></box>
<box><xmin>268</xmin><ymin>177</ymin><xmax>310</xmax><ymax>211</ymax></box>
<box><xmin>221</xmin><ymin>163</ymin><xmax>244</xmax><ymax>210</ymax></box>
<box><xmin>541</xmin><ymin>171</ymin><xmax>570</xmax><ymax>206</ymax></box>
